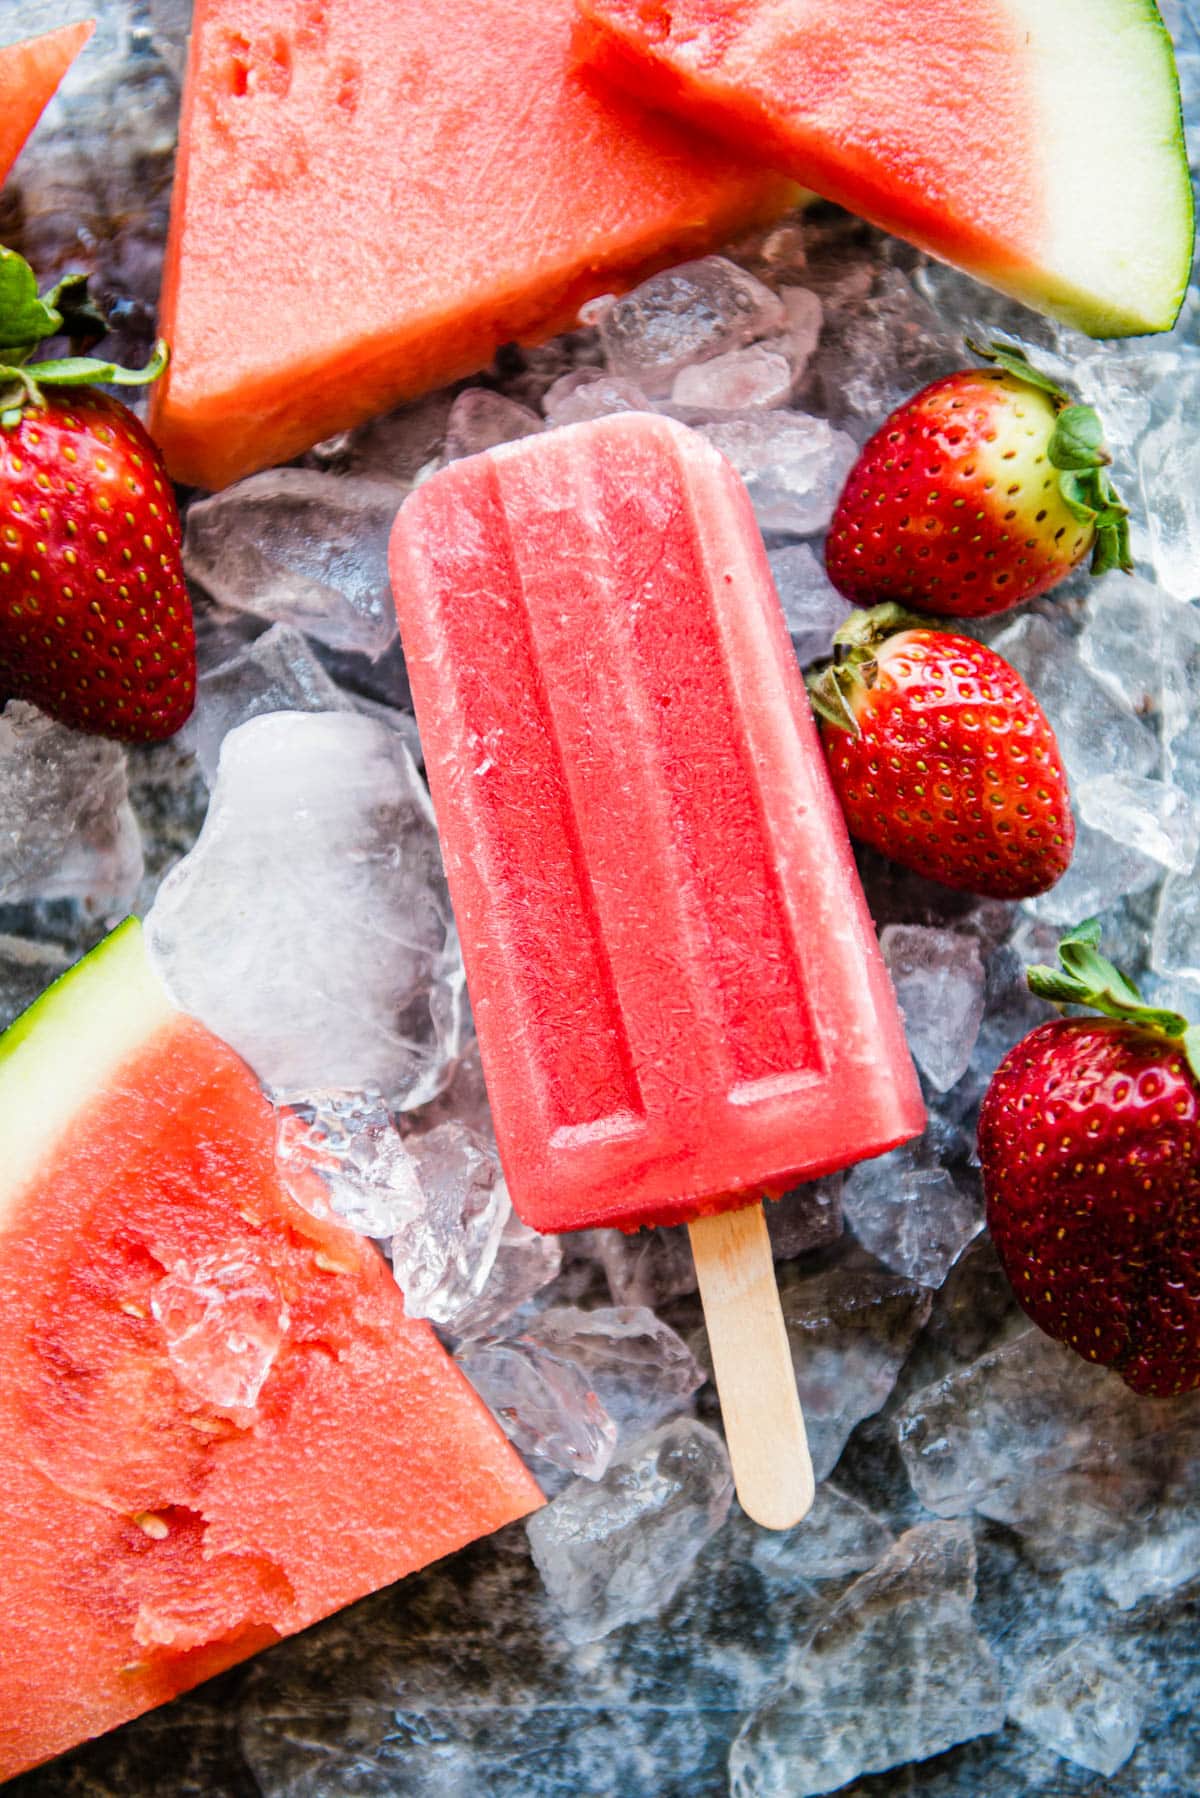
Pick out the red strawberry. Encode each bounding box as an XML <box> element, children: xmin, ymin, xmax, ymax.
<box><xmin>825</xmin><ymin>341</ymin><xmax>1131</xmax><ymax>619</ymax></box>
<box><xmin>0</xmin><ymin>249</ymin><xmax>194</xmax><ymax>741</ymax></box>
<box><xmin>979</xmin><ymin>923</ymin><xmax>1200</xmax><ymax>1397</ymax></box>
<box><xmin>808</xmin><ymin>604</ymin><xmax>1074</xmax><ymax>900</ymax></box>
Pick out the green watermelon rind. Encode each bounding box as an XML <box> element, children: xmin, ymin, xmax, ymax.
<box><xmin>0</xmin><ymin>919</ymin><xmax>176</xmax><ymax>1221</ymax></box>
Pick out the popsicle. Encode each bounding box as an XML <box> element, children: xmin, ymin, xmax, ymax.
<box><xmin>389</xmin><ymin>414</ymin><xmax>925</xmax><ymax>1526</ymax></box>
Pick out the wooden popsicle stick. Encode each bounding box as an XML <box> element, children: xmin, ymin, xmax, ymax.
<box><xmin>688</xmin><ymin>1202</ymin><xmax>814</xmax><ymax>1531</ymax></box>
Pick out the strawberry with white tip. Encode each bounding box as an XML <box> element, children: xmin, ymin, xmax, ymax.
<box><xmin>825</xmin><ymin>341</ymin><xmax>1131</xmax><ymax>620</ymax></box>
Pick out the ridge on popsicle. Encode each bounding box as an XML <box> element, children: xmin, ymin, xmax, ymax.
<box><xmin>389</xmin><ymin>411</ymin><xmax>926</xmax><ymax>1527</ymax></box>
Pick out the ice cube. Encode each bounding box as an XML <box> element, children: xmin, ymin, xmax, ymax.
<box><xmin>842</xmin><ymin>1137</ymin><xmax>984</xmax><ymax>1290</ymax></box>
<box><xmin>765</xmin><ymin>1176</ymin><xmax>844</xmax><ymax>1261</ymax></box>
<box><xmin>1025</xmin><ymin>817</ymin><xmax>1161</xmax><ymax>926</ymax></box>
<box><xmin>700</xmin><ymin>412</ymin><xmax>858</xmax><ymax>536</ymax></box>
<box><xmin>185</xmin><ymin>624</ymin><xmax>359</xmax><ymax>786</ymax></box>
<box><xmin>598</xmin><ymin>257</ymin><xmax>785</xmax><ymax>395</ymax></box>
<box><xmin>184</xmin><ymin>470</ymin><xmax>403</xmax><ymax>659</ymax></box>
<box><xmin>1077</xmin><ymin>774</ymin><xmax>1199</xmax><ymax>874</ymax></box>
<box><xmin>146</xmin><ymin>711</ymin><xmax>466</xmax><ymax>1107</ymax></box>
<box><xmin>881</xmin><ymin>924</ymin><xmax>986</xmax><ymax>1092</ymax></box>
<box><xmin>0</xmin><ymin>935</ymin><xmax>71</xmax><ymax>1031</ymax></box>
<box><xmin>897</xmin><ymin>1325</ymin><xmax>1200</xmax><ymax>1606</ymax></box>
<box><xmin>455</xmin><ymin>1337</ymin><xmax>619</xmax><ymax>1479</ymax></box>
<box><xmin>151</xmin><ymin>1251</ymin><xmax>289</xmax><ymax>1412</ymax></box>
<box><xmin>766</xmin><ymin>544</ymin><xmax>854</xmax><ymax>666</ymax></box>
<box><xmin>747</xmin><ymin>1482</ymin><xmax>894</xmax><ymax>1588</ymax></box>
<box><xmin>275</xmin><ymin>1089</ymin><xmax>424</xmax><ymax>1237</ymax></box>
<box><xmin>1152</xmin><ymin>870</ymin><xmax>1200</xmax><ymax>988</ymax></box>
<box><xmin>1138</xmin><ymin>364</ymin><xmax>1200</xmax><ymax>601</ymax></box>
<box><xmin>386</xmin><ymin>1123</ymin><xmax>562</xmax><ymax>1339</ymax></box>
<box><xmin>809</xmin><ymin>262</ymin><xmax>961</xmax><ymax>433</ymax></box>
<box><xmin>671</xmin><ymin>344</ymin><xmax>795</xmax><ymax>414</ymax></box>
<box><xmin>541</xmin><ymin>369</ymin><xmax>652</xmax><ymax>426</ymax></box>
<box><xmin>773</xmin><ymin>1259</ymin><xmax>932</xmax><ymax>1479</ymax></box>
<box><xmin>991</xmin><ymin>613</ymin><xmax>1160</xmax><ymax>788</ymax></box>
<box><xmin>595</xmin><ymin>1224</ymin><xmax>699</xmax><ymax>1310</ymax></box>
<box><xmin>445</xmin><ymin>390</ymin><xmax>543</xmax><ymax>460</ymax></box>
<box><xmin>388</xmin><ymin>1122</ymin><xmax>507</xmax><ymax>1321</ymax></box>
<box><xmin>1011</xmin><ymin>1641</ymin><xmax>1143</xmax><ymax>1778</ymax></box>
<box><xmin>1078</xmin><ymin>567</ymin><xmax>1169</xmax><ymax>714</ymax></box>
<box><xmin>526</xmin><ymin>1418</ymin><xmax>733</xmax><ymax>1642</ymax></box>
<box><xmin>0</xmin><ymin>702</ymin><xmax>143</xmax><ymax>909</ymax></box>
<box><xmin>515</xmin><ymin>1306</ymin><xmax>705</xmax><ymax>1438</ymax></box>
<box><xmin>729</xmin><ymin>1522</ymin><xmax>1005</xmax><ymax>1797</ymax></box>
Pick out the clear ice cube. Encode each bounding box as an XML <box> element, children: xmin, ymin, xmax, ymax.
<box><xmin>773</xmin><ymin>1259</ymin><xmax>932</xmax><ymax>1480</ymax></box>
<box><xmin>1011</xmin><ymin>1641</ymin><xmax>1143</xmax><ymax>1778</ymax></box>
<box><xmin>445</xmin><ymin>390</ymin><xmax>543</xmax><ymax>460</ymax></box>
<box><xmin>991</xmin><ymin>613</ymin><xmax>1159</xmax><ymax>789</ymax></box>
<box><xmin>729</xmin><ymin>1522</ymin><xmax>1005</xmax><ymax>1797</ymax></box>
<box><xmin>515</xmin><ymin>1305</ymin><xmax>705</xmax><ymax>1439</ymax></box>
<box><xmin>455</xmin><ymin>1337</ymin><xmax>618</xmax><ymax>1479</ymax></box>
<box><xmin>526</xmin><ymin>1418</ymin><xmax>733</xmax><ymax>1643</ymax></box>
<box><xmin>597</xmin><ymin>257</ymin><xmax>785</xmax><ymax>396</ymax></box>
<box><xmin>700</xmin><ymin>412</ymin><xmax>858</xmax><ymax>536</ymax></box>
<box><xmin>842</xmin><ymin>1137</ymin><xmax>984</xmax><ymax>1290</ymax></box>
<box><xmin>541</xmin><ymin>370</ymin><xmax>652</xmax><ymax>426</ymax></box>
<box><xmin>1077</xmin><ymin>773</ymin><xmax>1199</xmax><ymax>874</ymax></box>
<box><xmin>671</xmin><ymin>344</ymin><xmax>795</xmax><ymax>414</ymax></box>
<box><xmin>151</xmin><ymin>1251</ymin><xmax>289</xmax><ymax>1412</ymax></box>
<box><xmin>0</xmin><ymin>702</ymin><xmax>143</xmax><ymax>909</ymax></box>
<box><xmin>146</xmin><ymin>711</ymin><xmax>466</xmax><ymax>1107</ymax></box>
<box><xmin>184</xmin><ymin>470</ymin><xmax>403</xmax><ymax>659</ymax></box>
<box><xmin>880</xmin><ymin>924</ymin><xmax>986</xmax><ymax>1092</ymax></box>
<box><xmin>766</xmin><ymin>544</ymin><xmax>854</xmax><ymax>666</ymax></box>
<box><xmin>275</xmin><ymin>1089</ymin><xmax>424</xmax><ymax>1237</ymax></box>
<box><xmin>184</xmin><ymin>623</ymin><xmax>360</xmax><ymax>787</ymax></box>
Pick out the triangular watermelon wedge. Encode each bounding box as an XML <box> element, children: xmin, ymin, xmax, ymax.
<box><xmin>0</xmin><ymin>20</ymin><xmax>93</xmax><ymax>188</ymax></box>
<box><xmin>573</xmin><ymin>0</ymin><xmax>1194</xmax><ymax>337</ymax></box>
<box><xmin>149</xmin><ymin>0</ymin><xmax>792</xmax><ymax>490</ymax></box>
<box><xmin>0</xmin><ymin>921</ymin><xmax>543</xmax><ymax>1781</ymax></box>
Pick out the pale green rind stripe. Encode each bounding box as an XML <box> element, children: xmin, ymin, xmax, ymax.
<box><xmin>0</xmin><ymin>919</ymin><xmax>176</xmax><ymax>1225</ymax></box>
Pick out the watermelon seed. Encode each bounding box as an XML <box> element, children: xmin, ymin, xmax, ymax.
<box><xmin>132</xmin><ymin>1511</ymin><xmax>170</xmax><ymax>1540</ymax></box>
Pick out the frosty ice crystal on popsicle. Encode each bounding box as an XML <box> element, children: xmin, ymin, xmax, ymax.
<box><xmin>389</xmin><ymin>414</ymin><xmax>925</xmax><ymax>1525</ymax></box>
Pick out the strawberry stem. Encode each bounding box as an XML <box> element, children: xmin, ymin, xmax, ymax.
<box><xmin>0</xmin><ymin>246</ymin><xmax>170</xmax><ymax>426</ymax></box>
<box><xmin>1027</xmin><ymin>919</ymin><xmax>1200</xmax><ymax>1080</ymax></box>
<box><xmin>967</xmin><ymin>339</ymin><xmax>1132</xmax><ymax>582</ymax></box>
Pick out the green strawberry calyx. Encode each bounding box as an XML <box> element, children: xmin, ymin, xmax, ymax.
<box><xmin>0</xmin><ymin>245</ymin><xmax>168</xmax><ymax>428</ymax></box>
<box><xmin>806</xmin><ymin>602</ymin><xmax>932</xmax><ymax>737</ymax></box>
<box><xmin>967</xmin><ymin>339</ymin><xmax>1132</xmax><ymax>580</ymax></box>
<box><xmin>1027</xmin><ymin>918</ymin><xmax>1200</xmax><ymax>1081</ymax></box>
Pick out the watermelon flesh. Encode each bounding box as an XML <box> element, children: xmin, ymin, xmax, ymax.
<box><xmin>0</xmin><ymin>921</ymin><xmax>542</xmax><ymax>1781</ymax></box>
<box><xmin>573</xmin><ymin>0</ymin><xmax>1193</xmax><ymax>337</ymax></box>
<box><xmin>0</xmin><ymin>20</ymin><xmax>93</xmax><ymax>187</ymax></box>
<box><xmin>150</xmin><ymin>0</ymin><xmax>793</xmax><ymax>491</ymax></box>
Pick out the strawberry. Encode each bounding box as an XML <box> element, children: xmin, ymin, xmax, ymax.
<box><xmin>825</xmin><ymin>341</ymin><xmax>1131</xmax><ymax>619</ymax></box>
<box><xmin>808</xmin><ymin>604</ymin><xmax>1073</xmax><ymax>900</ymax></box>
<box><xmin>0</xmin><ymin>248</ymin><xmax>194</xmax><ymax>741</ymax></box>
<box><xmin>979</xmin><ymin>922</ymin><xmax>1200</xmax><ymax>1397</ymax></box>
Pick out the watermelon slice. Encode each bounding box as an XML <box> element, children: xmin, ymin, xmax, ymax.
<box><xmin>0</xmin><ymin>20</ymin><xmax>93</xmax><ymax>187</ymax></box>
<box><xmin>149</xmin><ymin>0</ymin><xmax>793</xmax><ymax>492</ymax></box>
<box><xmin>0</xmin><ymin>921</ymin><xmax>542</xmax><ymax>1781</ymax></box>
<box><xmin>573</xmin><ymin>0</ymin><xmax>1193</xmax><ymax>337</ymax></box>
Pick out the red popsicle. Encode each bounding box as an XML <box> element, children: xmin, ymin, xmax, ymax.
<box><xmin>389</xmin><ymin>415</ymin><xmax>925</xmax><ymax>1524</ymax></box>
